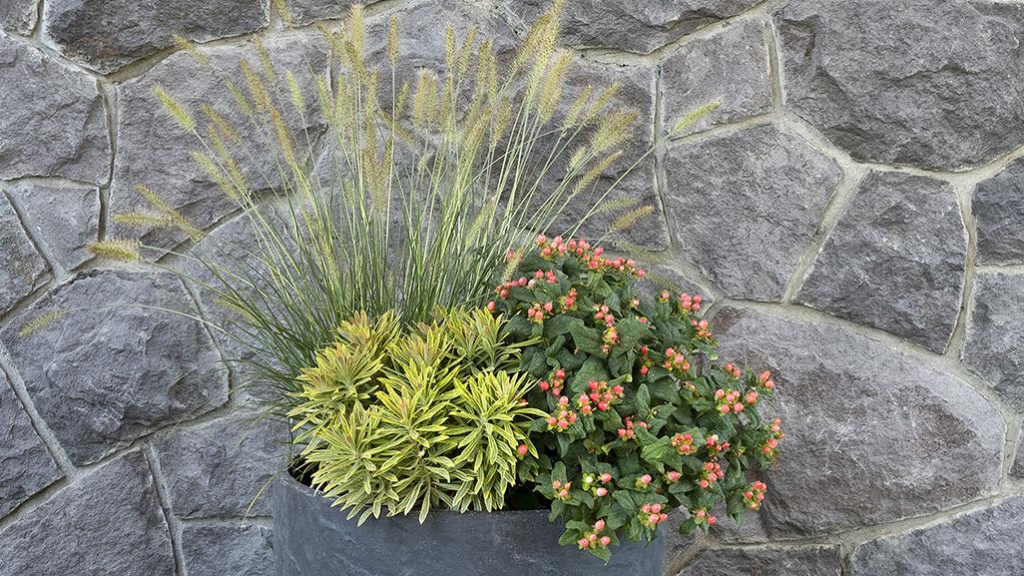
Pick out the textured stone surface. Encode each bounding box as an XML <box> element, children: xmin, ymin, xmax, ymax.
<box><xmin>564</xmin><ymin>59</ymin><xmax>656</xmax><ymax>166</ymax></box>
<box><xmin>850</xmin><ymin>498</ymin><xmax>1024</xmax><ymax>576</ymax></box>
<box><xmin>963</xmin><ymin>273</ymin><xmax>1024</xmax><ymax>410</ymax></box>
<box><xmin>176</xmin><ymin>205</ymin><xmax>294</xmax><ymax>404</ymax></box>
<box><xmin>0</xmin><ymin>193</ymin><xmax>48</xmax><ymax>316</ymax></box>
<box><xmin>0</xmin><ymin>451</ymin><xmax>175</xmax><ymax>576</ymax></box>
<box><xmin>8</xmin><ymin>183</ymin><xmax>100</xmax><ymax>271</ymax></box>
<box><xmin>1013</xmin><ymin>429</ymin><xmax>1024</xmax><ymax>479</ymax></box>
<box><xmin>797</xmin><ymin>171</ymin><xmax>966</xmax><ymax>353</ymax></box>
<box><xmin>182</xmin><ymin>525</ymin><xmax>274</xmax><ymax>576</ymax></box>
<box><xmin>680</xmin><ymin>546</ymin><xmax>842</xmax><ymax>576</ymax></box>
<box><xmin>0</xmin><ymin>36</ymin><xmax>110</xmax><ymax>184</ymax></box>
<box><xmin>714</xmin><ymin>306</ymin><xmax>1004</xmax><ymax>538</ymax></box>
<box><xmin>0</xmin><ymin>373</ymin><xmax>60</xmax><ymax>518</ymax></box>
<box><xmin>529</xmin><ymin>57</ymin><xmax>666</xmax><ymax>249</ymax></box>
<box><xmin>155</xmin><ymin>413</ymin><xmax>288</xmax><ymax>517</ymax></box>
<box><xmin>777</xmin><ymin>0</ymin><xmax>1024</xmax><ymax>171</ymax></box>
<box><xmin>43</xmin><ymin>0</ymin><xmax>268</xmax><ymax>74</ymax></box>
<box><xmin>662</xmin><ymin>511</ymin><xmax>696</xmax><ymax>570</ymax></box>
<box><xmin>661</xmin><ymin>19</ymin><xmax>771</xmax><ymax>136</ymax></box>
<box><xmin>365</xmin><ymin>0</ymin><xmax>519</xmax><ymax>100</ymax></box>
<box><xmin>974</xmin><ymin>159</ymin><xmax>1024</xmax><ymax>265</ymax></box>
<box><xmin>570</xmin><ymin>162</ymin><xmax>668</xmax><ymax>251</ymax></box>
<box><xmin>110</xmin><ymin>35</ymin><xmax>328</xmax><ymax>252</ymax></box>
<box><xmin>709</xmin><ymin>499</ymin><xmax>769</xmax><ymax>544</ymax></box>
<box><xmin>664</xmin><ymin>124</ymin><xmax>841</xmax><ymax>301</ymax></box>
<box><xmin>504</xmin><ymin>0</ymin><xmax>765</xmax><ymax>54</ymax></box>
<box><xmin>0</xmin><ymin>0</ymin><xmax>36</xmax><ymax>34</ymax></box>
<box><xmin>285</xmin><ymin>0</ymin><xmax>379</xmax><ymax>26</ymax></box>
<box><xmin>0</xmin><ymin>270</ymin><xmax>227</xmax><ymax>466</ymax></box>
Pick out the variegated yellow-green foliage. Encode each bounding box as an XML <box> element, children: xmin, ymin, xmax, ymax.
<box><xmin>290</xmin><ymin>308</ymin><xmax>544</xmax><ymax>522</ymax></box>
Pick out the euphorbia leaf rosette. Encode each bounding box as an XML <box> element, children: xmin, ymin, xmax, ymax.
<box><xmin>495</xmin><ymin>235</ymin><xmax>784</xmax><ymax>560</ymax></box>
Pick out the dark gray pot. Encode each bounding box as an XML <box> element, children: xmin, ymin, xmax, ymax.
<box><xmin>272</xmin><ymin>471</ymin><xmax>665</xmax><ymax>576</ymax></box>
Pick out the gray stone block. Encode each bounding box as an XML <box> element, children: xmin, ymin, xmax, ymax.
<box><xmin>0</xmin><ymin>0</ymin><xmax>36</xmax><ymax>35</ymax></box>
<box><xmin>504</xmin><ymin>0</ymin><xmax>765</xmax><ymax>54</ymax></box>
<box><xmin>154</xmin><ymin>413</ymin><xmax>289</xmax><ymax>518</ymax></box>
<box><xmin>664</xmin><ymin>124</ymin><xmax>841</xmax><ymax>301</ymax></box>
<box><xmin>565</xmin><ymin>161</ymin><xmax>668</xmax><ymax>252</ymax></box>
<box><xmin>777</xmin><ymin>0</ymin><xmax>1024</xmax><ymax>170</ymax></box>
<box><xmin>109</xmin><ymin>34</ymin><xmax>329</xmax><ymax>252</ymax></box>
<box><xmin>679</xmin><ymin>546</ymin><xmax>842</xmax><ymax>576</ymax></box>
<box><xmin>1013</xmin><ymin>429</ymin><xmax>1024</xmax><ymax>479</ymax></box>
<box><xmin>708</xmin><ymin>498</ymin><xmax>768</xmax><ymax>544</ymax></box>
<box><xmin>182</xmin><ymin>524</ymin><xmax>275</xmax><ymax>576</ymax></box>
<box><xmin>43</xmin><ymin>0</ymin><xmax>269</xmax><ymax>74</ymax></box>
<box><xmin>0</xmin><ymin>451</ymin><xmax>175</xmax><ymax>576</ymax></box>
<box><xmin>714</xmin><ymin>306</ymin><xmax>1004</xmax><ymax>538</ymax></box>
<box><xmin>0</xmin><ymin>270</ymin><xmax>228</xmax><ymax>465</ymax></box>
<box><xmin>364</xmin><ymin>0</ymin><xmax>519</xmax><ymax>106</ymax></box>
<box><xmin>850</xmin><ymin>498</ymin><xmax>1024</xmax><ymax>576</ymax></box>
<box><xmin>284</xmin><ymin>0</ymin><xmax>380</xmax><ymax>26</ymax></box>
<box><xmin>0</xmin><ymin>36</ymin><xmax>110</xmax><ymax>184</ymax></box>
<box><xmin>797</xmin><ymin>171</ymin><xmax>967</xmax><ymax>353</ymax></box>
<box><xmin>0</xmin><ymin>193</ymin><xmax>48</xmax><ymax>317</ymax></box>
<box><xmin>176</xmin><ymin>205</ymin><xmax>296</xmax><ymax>404</ymax></box>
<box><xmin>0</xmin><ymin>373</ymin><xmax>60</xmax><ymax>519</ymax></box>
<box><xmin>661</xmin><ymin>18</ymin><xmax>772</xmax><ymax>137</ymax></box>
<box><xmin>534</xmin><ymin>58</ymin><xmax>666</xmax><ymax>250</ymax></box>
<box><xmin>963</xmin><ymin>272</ymin><xmax>1024</xmax><ymax>410</ymax></box>
<box><xmin>661</xmin><ymin>509</ymin><xmax>697</xmax><ymax>570</ymax></box>
<box><xmin>973</xmin><ymin>158</ymin><xmax>1024</xmax><ymax>265</ymax></box>
<box><xmin>7</xmin><ymin>183</ymin><xmax>100</xmax><ymax>271</ymax></box>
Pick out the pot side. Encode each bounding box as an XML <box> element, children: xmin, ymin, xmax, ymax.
<box><xmin>272</xmin><ymin>471</ymin><xmax>665</xmax><ymax>576</ymax></box>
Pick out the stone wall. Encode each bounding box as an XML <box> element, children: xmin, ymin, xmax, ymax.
<box><xmin>1</xmin><ymin>1</ymin><xmax>1023</xmax><ymax>575</ymax></box>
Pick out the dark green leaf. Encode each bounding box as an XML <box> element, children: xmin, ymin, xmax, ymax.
<box><xmin>569</xmin><ymin>323</ymin><xmax>606</xmax><ymax>356</ymax></box>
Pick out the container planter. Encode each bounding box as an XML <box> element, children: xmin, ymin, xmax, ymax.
<box><xmin>272</xmin><ymin>471</ymin><xmax>665</xmax><ymax>576</ymax></box>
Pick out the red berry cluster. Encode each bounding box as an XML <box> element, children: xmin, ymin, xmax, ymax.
<box><xmin>538</xmin><ymin>368</ymin><xmax>567</xmax><ymax>395</ymax></box>
<box><xmin>546</xmin><ymin>395</ymin><xmax>579</xmax><ymax>431</ymax></box>
<box><xmin>577</xmin><ymin>519</ymin><xmax>612</xmax><ymax>550</ymax></box>
<box><xmin>639</xmin><ymin>502</ymin><xmax>669</xmax><ymax>527</ymax></box>
<box><xmin>577</xmin><ymin>380</ymin><xmax>624</xmax><ymax>415</ymax></box>
<box><xmin>552</xmin><ymin>479</ymin><xmax>572</xmax><ymax>501</ymax></box>
<box><xmin>616</xmin><ymin>416</ymin><xmax>648</xmax><ymax>441</ymax></box>
<box><xmin>744</xmin><ymin>481</ymin><xmax>768</xmax><ymax>511</ymax></box>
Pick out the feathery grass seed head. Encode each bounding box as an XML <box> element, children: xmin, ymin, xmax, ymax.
<box><xmin>88</xmin><ymin>239</ymin><xmax>142</xmax><ymax>262</ymax></box>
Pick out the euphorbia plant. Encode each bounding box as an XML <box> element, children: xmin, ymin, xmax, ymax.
<box><xmin>289</xmin><ymin>307</ymin><xmax>545</xmax><ymax>521</ymax></box>
<box><xmin>493</xmin><ymin>236</ymin><xmax>783</xmax><ymax>560</ymax></box>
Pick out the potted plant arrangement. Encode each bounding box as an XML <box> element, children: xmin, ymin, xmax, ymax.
<box><xmin>81</xmin><ymin>2</ymin><xmax>783</xmax><ymax>574</ymax></box>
